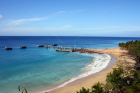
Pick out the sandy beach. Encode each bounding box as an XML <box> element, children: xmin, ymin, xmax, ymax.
<box><xmin>36</xmin><ymin>47</ymin><xmax>136</xmax><ymax>93</ymax></box>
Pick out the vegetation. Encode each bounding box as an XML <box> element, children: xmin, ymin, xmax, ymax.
<box><xmin>91</xmin><ymin>82</ymin><xmax>104</xmax><ymax>93</ymax></box>
<box><xmin>119</xmin><ymin>40</ymin><xmax>140</xmax><ymax>66</ymax></box>
<box><xmin>77</xmin><ymin>87</ymin><xmax>90</xmax><ymax>93</ymax></box>
<box><xmin>77</xmin><ymin>40</ymin><xmax>140</xmax><ymax>93</ymax></box>
<box><xmin>77</xmin><ymin>82</ymin><xmax>103</xmax><ymax>93</ymax></box>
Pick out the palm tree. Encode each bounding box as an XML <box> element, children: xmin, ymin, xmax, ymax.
<box><xmin>92</xmin><ymin>82</ymin><xmax>103</xmax><ymax>93</ymax></box>
<box><xmin>77</xmin><ymin>87</ymin><xmax>90</xmax><ymax>93</ymax></box>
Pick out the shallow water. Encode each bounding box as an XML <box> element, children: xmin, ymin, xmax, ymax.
<box><xmin>0</xmin><ymin>36</ymin><xmax>140</xmax><ymax>93</ymax></box>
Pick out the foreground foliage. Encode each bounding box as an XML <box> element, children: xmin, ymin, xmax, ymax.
<box><xmin>18</xmin><ymin>85</ymin><xmax>27</xmax><ymax>93</ymax></box>
<box><xmin>77</xmin><ymin>87</ymin><xmax>89</xmax><ymax>93</ymax></box>
<box><xmin>77</xmin><ymin>82</ymin><xmax>103</xmax><ymax>93</ymax></box>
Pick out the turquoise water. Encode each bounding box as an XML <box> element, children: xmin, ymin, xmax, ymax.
<box><xmin>0</xmin><ymin>48</ymin><xmax>93</xmax><ymax>93</ymax></box>
<box><xmin>0</xmin><ymin>36</ymin><xmax>140</xmax><ymax>93</ymax></box>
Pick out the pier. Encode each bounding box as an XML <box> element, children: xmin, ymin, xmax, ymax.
<box><xmin>56</xmin><ymin>47</ymin><xmax>74</xmax><ymax>52</ymax></box>
<box><xmin>56</xmin><ymin>47</ymin><xmax>86</xmax><ymax>52</ymax></box>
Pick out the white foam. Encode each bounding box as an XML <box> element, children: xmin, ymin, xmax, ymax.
<box><xmin>36</xmin><ymin>53</ymin><xmax>111</xmax><ymax>93</ymax></box>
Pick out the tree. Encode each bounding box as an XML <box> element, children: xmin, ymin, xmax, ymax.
<box><xmin>77</xmin><ymin>87</ymin><xmax>90</xmax><ymax>93</ymax></box>
<box><xmin>92</xmin><ymin>82</ymin><xmax>103</xmax><ymax>93</ymax></box>
<box><xmin>105</xmin><ymin>68</ymin><xmax>128</xmax><ymax>92</ymax></box>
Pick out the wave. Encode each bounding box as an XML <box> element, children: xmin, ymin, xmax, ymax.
<box><xmin>36</xmin><ymin>53</ymin><xmax>111</xmax><ymax>93</ymax></box>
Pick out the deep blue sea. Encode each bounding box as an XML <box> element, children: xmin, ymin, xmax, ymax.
<box><xmin>0</xmin><ymin>36</ymin><xmax>140</xmax><ymax>93</ymax></box>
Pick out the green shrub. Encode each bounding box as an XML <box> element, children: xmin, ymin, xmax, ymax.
<box><xmin>77</xmin><ymin>87</ymin><xmax>90</xmax><ymax>93</ymax></box>
<box><xmin>92</xmin><ymin>82</ymin><xmax>104</xmax><ymax>93</ymax></box>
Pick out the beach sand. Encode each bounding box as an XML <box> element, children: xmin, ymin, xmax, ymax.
<box><xmin>36</xmin><ymin>47</ymin><xmax>136</xmax><ymax>93</ymax></box>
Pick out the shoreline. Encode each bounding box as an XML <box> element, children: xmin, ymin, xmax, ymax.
<box><xmin>35</xmin><ymin>49</ymin><xmax>117</xmax><ymax>93</ymax></box>
<box><xmin>50</xmin><ymin>54</ymin><xmax>116</xmax><ymax>93</ymax></box>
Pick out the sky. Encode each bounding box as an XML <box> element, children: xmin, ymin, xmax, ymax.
<box><xmin>0</xmin><ymin>0</ymin><xmax>140</xmax><ymax>37</ymax></box>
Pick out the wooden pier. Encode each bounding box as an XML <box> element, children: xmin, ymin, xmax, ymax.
<box><xmin>56</xmin><ymin>49</ymin><xmax>73</xmax><ymax>52</ymax></box>
<box><xmin>56</xmin><ymin>47</ymin><xmax>74</xmax><ymax>52</ymax></box>
<box><xmin>55</xmin><ymin>47</ymin><xmax>85</xmax><ymax>52</ymax></box>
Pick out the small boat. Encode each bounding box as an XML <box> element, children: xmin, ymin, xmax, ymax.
<box><xmin>52</xmin><ymin>44</ymin><xmax>57</xmax><ymax>46</ymax></box>
<box><xmin>20</xmin><ymin>46</ymin><xmax>27</xmax><ymax>49</ymax></box>
<box><xmin>5</xmin><ymin>46</ymin><xmax>12</xmax><ymax>50</ymax></box>
<box><xmin>38</xmin><ymin>45</ymin><xmax>44</xmax><ymax>47</ymax></box>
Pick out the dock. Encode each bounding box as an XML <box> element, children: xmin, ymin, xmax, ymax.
<box><xmin>56</xmin><ymin>49</ymin><xmax>73</xmax><ymax>52</ymax></box>
<box><xmin>56</xmin><ymin>47</ymin><xmax>85</xmax><ymax>52</ymax></box>
<box><xmin>56</xmin><ymin>47</ymin><xmax>74</xmax><ymax>52</ymax></box>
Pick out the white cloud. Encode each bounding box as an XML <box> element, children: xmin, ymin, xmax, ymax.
<box><xmin>0</xmin><ymin>15</ymin><xmax>2</xmax><ymax>18</ymax></box>
<box><xmin>61</xmin><ymin>25</ymin><xmax>71</xmax><ymax>28</ymax></box>
<box><xmin>1</xmin><ymin>25</ymin><xmax>72</xmax><ymax>32</ymax></box>
<box><xmin>74</xmin><ymin>9</ymin><xmax>87</xmax><ymax>12</ymax></box>
<box><xmin>91</xmin><ymin>26</ymin><xmax>119</xmax><ymax>29</ymax></box>
<box><xmin>2</xmin><ymin>17</ymin><xmax>48</xmax><ymax>26</ymax></box>
<box><xmin>57</xmin><ymin>11</ymin><xmax>66</xmax><ymax>13</ymax></box>
<box><xmin>53</xmin><ymin>11</ymin><xmax>66</xmax><ymax>14</ymax></box>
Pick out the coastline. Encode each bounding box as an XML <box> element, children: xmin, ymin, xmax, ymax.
<box><xmin>49</xmin><ymin>54</ymin><xmax>116</xmax><ymax>93</ymax></box>
<box><xmin>35</xmin><ymin>48</ymin><xmax>120</xmax><ymax>93</ymax></box>
<box><xmin>35</xmin><ymin>47</ymin><xmax>136</xmax><ymax>93</ymax></box>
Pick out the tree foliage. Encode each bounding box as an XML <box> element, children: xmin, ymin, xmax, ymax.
<box><xmin>92</xmin><ymin>82</ymin><xmax>104</xmax><ymax>93</ymax></box>
<box><xmin>119</xmin><ymin>40</ymin><xmax>140</xmax><ymax>63</ymax></box>
<box><xmin>77</xmin><ymin>82</ymin><xmax>103</xmax><ymax>93</ymax></box>
<box><xmin>77</xmin><ymin>87</ymin><xmax>90</xmax><ymax>93</ymax></box>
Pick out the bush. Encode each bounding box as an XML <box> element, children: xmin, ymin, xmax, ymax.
<box><xmin>92</xmin><ymin>82</ymin><xmax>104</xmax><ymax>93</ymax></box>
<box><xmin>77</xmin><ymin>87</ymin><xmax>90</xmax><ymax>93</ymax></box>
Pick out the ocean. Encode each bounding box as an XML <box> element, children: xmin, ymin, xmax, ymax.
<box><xmin>0</xmin><ymin>36</ymin><xmax>140</xmax><ymax>93</ymax></box>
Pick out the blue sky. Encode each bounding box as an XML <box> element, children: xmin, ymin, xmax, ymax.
<box><xmin>0</xmin><ymin>0</ymin><xmax>140</xmax><ymax>37</ymax></box>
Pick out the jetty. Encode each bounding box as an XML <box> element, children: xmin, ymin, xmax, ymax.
<box><xmin>20</xmin><ymin>46</ymin><xmax>27</xmax><ymax>49</ymax></box>
<box><xmin>56</xmin><ymin>47</ymin><xmax>86</xmax><ymax>52</ymax></box>
<box><xmin>38</xmin><ymin>45</ymin><xmax>44</xmax><ymax>47</ymax></box>
<box><xmin>56</xmin><ymin>47</ymin><xmax>74</xmax><ymax>52</ymax></box>
<box><xmin>5</xmin><ymin>47</ymin><xmax>12</xmax><ymax>50</ymax></box>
